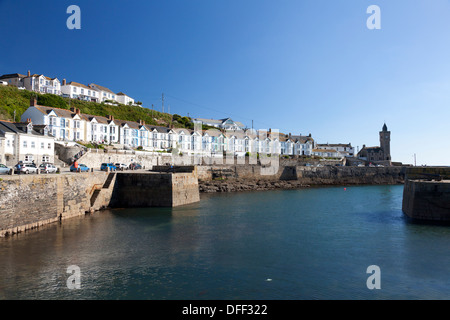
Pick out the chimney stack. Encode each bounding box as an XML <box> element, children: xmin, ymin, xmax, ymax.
<box><xmin>108</xmin><ymin>115</ymin><xmax>114</xmax><ymax>121</ymax></box>
<box><xmin>27</xmin><ymin>70</ymin><xmax>30</xmax><ymax>77</ymax></box>
<box><xmin>30</xmin><ymin>96</ymin><xmax>37</xmax><ymax>107</ymax></box>
<box><xmin>62</xmin><ymin>79</ymin><xmax>66</xmax><ymax>86</ymax></box>
<box><xmin>70</xmin><ymin>107</ymin><xmax>76</xmax><ymax>113</ymax></box>
<box><xmin>26</xmin><ymin>118</ymin><xmax>31</xmax><ymax>123</ymax></box>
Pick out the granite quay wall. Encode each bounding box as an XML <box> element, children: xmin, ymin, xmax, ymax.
<box><xmin>402</xmin><ymin>179</ymin><xmax>450</xmax><ymax>221</ymax></box>
<box><xmin>198</xmin><ymin>165</ymin><xmax>406</xmax><ymax>193</ymax></box>
<box><xmin>402</xmin><ymin>167</ymin><xmax>450</xmax><ymax>221</ymax></box>
<box><xmin>109</xmin><ymin>171</ymin><xmax>200</xmax><ymax>208</ymax></box>
<box><xmin>0</xmin><ymin>169</ymin><xmax>200</xmax><ymax>237</ymax></box>
<box><xmin>0</xmin><ymin>172</ymin><xmax>111</xmax><ymax>237</ymax></box>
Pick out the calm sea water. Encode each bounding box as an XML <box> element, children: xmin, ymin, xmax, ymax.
<box><xmin>1</xmin><ymin>185</ymin><xmax>450</xmax><ymax>300</ymax></box>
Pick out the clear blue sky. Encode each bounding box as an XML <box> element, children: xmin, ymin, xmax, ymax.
<box><xmin>1</xmin><ymin>0</ymin><xmax>449</xmax><ymax>165</ymax></box>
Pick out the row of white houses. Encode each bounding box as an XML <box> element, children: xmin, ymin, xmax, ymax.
<box><xmin>0</xmin><ymin>71</ymin><xmax>136</xmax><ymax>105</ymax></box>
<box><xmin>20</xmin><ymin>99</ymin><xmax>321</xmax><ymax>157</ymax></box>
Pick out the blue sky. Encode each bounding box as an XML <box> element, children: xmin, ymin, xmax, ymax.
<box><xmin>1</xmin><ymin>0</ymin><xmax>449</xmax><ymax>165</ymax></box>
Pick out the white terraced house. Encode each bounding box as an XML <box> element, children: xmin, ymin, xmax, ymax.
<box><xmin>0</xmin><ymin>120</ymin><xmax>54</xmax><ymax>166</ymax></box>
<box><xmin>0</xmin><ymin>70</ymin><xmax>61</xmax><ymax>95</ymax></box>
<box><xmin>280</xmin><ymin>133</ymin><xmax>315</xmax><ymax>156</ymax></box>
<box><xmin>116</xmin><ymin>92</ymin><xmax>135</xmax><ymax>106</ymax></box>
<box><xmin>61</xmin><ymin>80</ymin><xmax>100</xmax><ymax>102</ymax></box>
<box><xmin>83</xmin><ymin>114</ymin><xmax>119</xmax><ymax>144</ymax></box>
<box><xmin>88</xmin><ymin>83</ymin><xmax>117</xmax><ymax>103</ymax></box>
<box><xmin>21</xmin><ymin>99</ymin><xmax>88</xmax><ymax>142</ymax></box>
<box><xmin>316</xmin><ymin>143</ymin><xmax>355</xmax><ymax>158</ymax></box>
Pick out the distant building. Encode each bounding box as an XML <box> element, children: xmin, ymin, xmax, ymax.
<box><xmin>0</xmin><ymin>70</ymin><xmax>61</xmax><ymax>95</ymax></box>
<box><xmin>358</xmin><ymin>123</ymin><xmax>391</xmax><ymax>162</ymax></box>
<box><xmin>312</xmin><ymin>148</ymin><xmax>341</xmax><ymax>158</ymax></box>
<box><xmin>316</xmin><ymin>143</ymin><xmax>355</xmax><ymax>157</ymax></box>
<box><xmin>116</xmin><ymin>92</ymin><xmax>135</xmax><ymax>106</ymax></box>
<box><xmin>193</xmin><ymin>118</ymin><xmax>245</xmax><ymax>131</ymax></box>
<box><xmin>88</xmin><ymin>83</ymin><xmax>117</xmax><ymax>103</ymax></box>
<box><xmin>61</xmin><ymin>80</ymin><xmax>100</xmax><ymax>102</ymax></box>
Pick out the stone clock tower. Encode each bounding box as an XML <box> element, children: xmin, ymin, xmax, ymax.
<box><xmin>379</xmin><ymin>123</ymin><xmax>391</xmax><ymax>161</ymax></box>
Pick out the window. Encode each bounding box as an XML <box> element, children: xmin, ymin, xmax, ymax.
<box><xmin>42</xmin><ymin>156</ymin><xmax>50</xmax><ymax>162</ymax></box>
<box><xmin>81</xmin><ymin>88</ymin><xmax>84</xmax><ymax>94</ymax></box>
<box><xmin>7</xmin><ymin>140</ymin><xmax>10</xmax><ymax>147</ymax></box>
<box><xmin>73</xmin><ymin>87</ymin><xmax>77</xmax><ymax>92</ymax></box>
<box><xmin>41</xmin><ymin>142</ymin><xmax>44</xmax><ymax>149</ymax></box>
<box><xmin>48</xmin><ymin>143</ymin><xmax>51</xmax><ymax>149</ymax></box>
<box><xmin>31</xmin><ymin>141</ymin><xmax>35</xmax><ymax>148</ymax></box>
<box><xmin>76</xmin><ymin>132</ymin><xmax>80</xmax><ymax>140</ymax></box>
<box><xmin>25</xmin><ymin>155</ymin><xmax>33</xmax><ymax>162</ymax></box>
<box><xmin>88</xmin><ymin>90</ymin><xmax>91</xmax><ymax>95</ymax></box>
<box><xmin>23</xmin><ymin>141</ymin><xmax>27</xmax><ymax>148</ymax></box>
<box><xmin>45</xmin><ymin>80</ymin><xmax>49</xmax><ymax>85</ymax></box>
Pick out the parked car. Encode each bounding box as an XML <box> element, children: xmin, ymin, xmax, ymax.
<box><xmin>15</xmin><ymin>163</ymin><xmax>38</xmax><ymax>174</ymax></box>
<box><xmin>357</xmin><ymin>163</ymin><xmax>365</xmax><ymax>167</ymax></box>
<box><xmin>70</xmin><ymin>163</ymin><xmax>90</xmax><ymax>172</ymax></box>
<box><xmin>100</xmin><ymin>163</ymin><xmax>116</xmax><ymax>171</ymax></box>
<box><xmin>129</xmin><ymin>163</ymin><xmax>142</xmax><ymax>170</ymax></box>
<box><xmin>39</xmin><ymin>163</ymin><xmax>57</xmax><ymax>174</ymax></box>
<box><xmin>115</xmin><ymin>163</ymin><xmax>128</xmax><ymax>170</ymax></box>
<box><xmin>0</xmin><ymin>164</ymin><xmax>11</xmax><ymax>174</ymax></box>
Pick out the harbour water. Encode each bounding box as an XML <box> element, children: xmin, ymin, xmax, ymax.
<box><xmin>1</xmin><ymin>185</ymin><xmax>450</xmax><ymax>300</ymax></box>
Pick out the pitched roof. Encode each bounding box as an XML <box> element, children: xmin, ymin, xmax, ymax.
<box><xmin>313</xmin><ymin>148</ymin><xmax>338</xmax><ymax>153</ymax></box>
<box><xmin>34</xmin><ymin>105</ymin><xmax>78</xmax><ymax>119</ymax></box>
<box><xmin>67</xmin><ymin>81</ymin><xmax>91</xmax><ymax>89</ymax></box>
<box><xmin>362</xmin><ymin>146</ymin><xmax>383</xmax><ymax>152</ymax></box>
<box><xmin>0</xmin><ymin>73</ymin><xmax>27</xmax><ymax>79</ymax></box>
<box><xmin>88</xmin><ymin>83</ymin><xmax>115</xmax><ymax>94</ymax></box>
<box><xmin>0</xmin><ymin>120</ymin><xmax>48</xmax><ymax>137</ymax></box>
<box><xmin>291</xmin><ymin>135</ymin><xmax>314</xmax><ymax>143</ymax></box>
<box><xmin>317</xmin><ymin>143</ymin><xmax>352</xmax><ymax>148</ymax></box>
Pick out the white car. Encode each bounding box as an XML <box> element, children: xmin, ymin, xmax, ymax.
<box><xmin>39</xmin><ymin>163</ymin><xmax>57</xmax><ymax>173</ymax></box>
<box><xmin>15</xmin><ymin>163</ymin><xmax>39</xmax><ymax>174</ymax></box>
<box><xmin>115</xmin><ymin>163</ymin><xmax>128</xmax><ymax>170</ymax></box>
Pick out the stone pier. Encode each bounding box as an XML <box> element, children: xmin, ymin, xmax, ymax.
<box><xmin>402</xmin><ymin>167</ymin><xmax>450</xmax><ymax>221</ymax></box>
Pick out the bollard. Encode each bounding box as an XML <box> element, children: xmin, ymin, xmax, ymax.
<box><xmin>9</xmin><ymin>168</ymin><xmax>14</xmax><ymax>175</ymax></box>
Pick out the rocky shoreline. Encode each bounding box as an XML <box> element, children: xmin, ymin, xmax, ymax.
<box><xmin>199</xmin><ymin>179</ymin><xmax>311</xmax><ymax>193</ymax></box>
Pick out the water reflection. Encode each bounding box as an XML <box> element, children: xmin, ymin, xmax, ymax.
<box><xmin>1</xmin><ymin>185</ymin><xmax>450</xmax><ymax>299</ymax></box>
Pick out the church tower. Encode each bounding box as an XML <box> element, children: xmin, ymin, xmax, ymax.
<box><xmin>379</xmin><ymin>123</ymin><xmax>391</xmax><ymax>161</ymax></box>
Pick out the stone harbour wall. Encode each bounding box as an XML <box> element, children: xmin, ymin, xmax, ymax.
<box><xmin>198</xmin><ymin>165</ymin><xmax>406</xmax><ymax>192</ymax></box>
<box><xmin>0</xmin><ymin>172</ymin><xmax>110</xmax><ymax>237</ymax></box>
<box><xmin>402</xmin><ymin>179</ymin><xmax>450</xmax><ymax>221</ymax></box>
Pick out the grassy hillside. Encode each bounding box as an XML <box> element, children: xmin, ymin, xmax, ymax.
<box><xmin>0</xmin><ymin>85</ymin><xmax>194</xmax><ymax>129</ymax></box>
